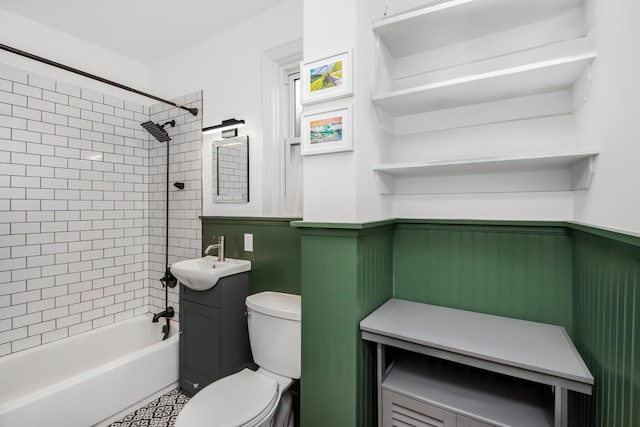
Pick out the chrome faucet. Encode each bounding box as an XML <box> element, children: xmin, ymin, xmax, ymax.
<box><xmin>205</xmin><ymin>235</ymin><xmax>225</xmax><ymax>261</ymax></box>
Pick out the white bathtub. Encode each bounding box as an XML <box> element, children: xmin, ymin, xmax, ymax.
<box><xmin>0</xmin><ymin>314</ymin><xmax>179</xmax><ymax>427</ymax></box>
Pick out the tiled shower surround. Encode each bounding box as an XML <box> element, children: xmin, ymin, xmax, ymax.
<box><xmin>148</xmin><ymin>97</ymin><xmax>202</xmax><ymax>314</ymax></box>
<box><xmin>0</xmin><ymin>62</ymin><xmax>202</xmax><ymax>356</ymax></box>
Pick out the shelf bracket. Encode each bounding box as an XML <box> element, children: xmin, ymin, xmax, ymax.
<box><xmin>373</xmin><ymin>104</ymin><xmax>395</xmax><ymax>135</ymax></box>
<box><xmin>572</xmin><ymin>64</ymin><xmax>594</xmax><ymax>111</ymax></box>
<box><xmin>374</xmin><ymin>171</ymin><xmax>396</xmax><ymax>194</ymax></box>
<box><xmin>570</xmin><ymin>155</ymin><xmax>597</xmax><ymax>190</ymax></box>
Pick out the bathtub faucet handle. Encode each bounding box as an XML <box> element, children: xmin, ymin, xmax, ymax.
<box><xmin>160</xmin><ymin>267</ymin><xmax>177</xmax><ymax>289</ymax></box>
<box><xmin>152</xmin><ymin>306</ymin><xmax>174</xmax><ymax>323</ymax></box>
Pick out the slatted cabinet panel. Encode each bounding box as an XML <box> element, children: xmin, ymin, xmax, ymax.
<box><xmin>379</xmin><ymin>352</ymin><xmax>555</xmax><ymax>427</ymax></box>
<box><xmin>382</xmin><ymin>389</ymin><xmax>457</xmax><ymax>427</ymax></box>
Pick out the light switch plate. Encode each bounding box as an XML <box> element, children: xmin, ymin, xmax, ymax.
<box><xmin>244</xmin><ymin>233</ymin><xmax>253</xmax><ymax>252</ymax></box>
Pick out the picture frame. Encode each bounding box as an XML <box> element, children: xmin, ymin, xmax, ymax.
<box><xmin>301</xmin><ymin>50</ymin><xmax>353</xmax><ymax>105</ymax></box>
<box><xmin>301</xmin><ymin>106</ymin><xmax>353</xmax><ymax>156</ymax></box>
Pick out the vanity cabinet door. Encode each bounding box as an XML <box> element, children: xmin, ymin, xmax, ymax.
<box><xmin>178</xmin><ymin>272</ymin><xmax>251</xmax><ymax>397</ymax></box>
<box><xmin>219</xmin><ymin>274</ymin><xmax>251</xmax><ymax>376</ymax></box>
<box><xmin>179</xmin><ymin>299</ymin><xmax>221</xmax><ymax>394</ymax></box>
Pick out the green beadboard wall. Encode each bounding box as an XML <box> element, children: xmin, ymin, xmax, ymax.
<box><xmin>355</xmin><ymin>227</ymin><xmax>394</xmax><ymax>427</ymax></box>
<box><xmin>298</xmin><ymin>226</ymin><xmax>393</xmax><ymax>427</ymax></box>
<box><xmin>570</xmin><ymin>228</ymin><xmax>640</xmax><ymax>427</ymax></box>
<box><xmin>201</xmin><ymin>217</ymin><xmax>301</xmax><ymax>295</ymax></box>
<box><xmin>393</xmin><ymin>222</ymin><xmax>574</xmax><ymax>332</ymax></box>
<box><xmin>202</xmin><ymin>217</ymin><xmax>639</xmax><ymax>427</ymax></box>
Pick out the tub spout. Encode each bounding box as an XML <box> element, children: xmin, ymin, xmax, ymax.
<box><xmin>152</xmin><ymin>306</ymin><xmax>174</xmax><ymax>323</ymax></box>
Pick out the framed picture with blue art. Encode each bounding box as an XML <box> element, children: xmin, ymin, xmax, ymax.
<box><xmin>301</xmin><ymin>50</ymin><xmax>353</xmax><ymax>105</ymax></box>
<box><xmin>301</xmin><ymin>106</ymin><xmax>353</xmax><ymax>156</ymax></box>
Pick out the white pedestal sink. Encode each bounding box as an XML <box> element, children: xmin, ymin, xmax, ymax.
<box><xmin>170</xmin><ymin>256</ymin><xmax>251</xmax><ymax>291</ymax></box>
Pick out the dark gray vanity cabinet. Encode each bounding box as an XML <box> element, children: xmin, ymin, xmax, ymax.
<box><xmin>179</xmin><ymin>272</ymin><xmax>251</xmax><ymax>397</ymax></box>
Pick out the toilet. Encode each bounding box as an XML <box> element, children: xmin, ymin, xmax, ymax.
<box><xmin>176</xmin><ymin>291</ymin><xmax>301</xmax><ymax>427</ymax></box>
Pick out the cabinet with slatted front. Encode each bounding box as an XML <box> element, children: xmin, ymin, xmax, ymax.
<box><xmin>382</xmin><ymin>353</ymin><xmax>554</xmax><ymax>427</ymax></box>
<box><xmin>362</xmin><ymin>300</ymin><xmax>593</xmax><ymax>427</ymax></box>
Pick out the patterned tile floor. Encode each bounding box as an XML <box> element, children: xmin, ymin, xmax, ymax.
<box><xmin>109</xmin><ymin>388</ymin><xmax>190</xmax><ymax>427</ymax></box>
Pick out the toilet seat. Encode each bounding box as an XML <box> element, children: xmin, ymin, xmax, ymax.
<box><xmin>176</xmin><ymin>369</ymin><xmax>280</xmax><ymax>427</ymax></box>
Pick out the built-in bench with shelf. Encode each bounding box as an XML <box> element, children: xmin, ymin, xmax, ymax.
<box><xmin>360</xmin><ymin>299</ymin><xmax>593</xmax><ymax>427</ymax></box>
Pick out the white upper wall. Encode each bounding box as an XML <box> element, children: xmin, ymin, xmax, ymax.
<box><xmin>0</xmin><ymin>9</ymin><xmax>152</xmax><ymax>105</ymax></box>
<box><xmin>573</xmin><ymin>0</ymin><xmax>640</xmax><ymax>235</ymax></box>
<box><xmin>301</xmin><ymin>0</ymin><xmax>578</xmax><ymax>223</ymax></box>
<box><xmin>150</xmin><ymin>0</ymin><xmax>303</xmax><ymax>217</ymax></box>
<box><xmin>306</xmin><ymin>0</ymin><xmax>635</xmax><ymax>232</ymax></box>
<box><xmin>301</xmin><ymin>0</ymin><xmax>393</xmax><ymax>222</ymax></box>
<box><xmin>1</xmin><ymin>0</ymin><xmax>637</xmax><ymax>233</ymax></box>
<box><xmin>302</xmin><ymin>0</ymin><xmax>359</xmax><ymax>222</ymax></box>
<box><xmin>0</xmin><ymin>0</ymin><xmax>291</xmax><ymax>64</ymax></box>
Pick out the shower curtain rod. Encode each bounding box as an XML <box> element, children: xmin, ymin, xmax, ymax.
<box><xmin>0</xmin><ymin>43</ymin><xmax>198</xmax><ymax>116</ymax></box>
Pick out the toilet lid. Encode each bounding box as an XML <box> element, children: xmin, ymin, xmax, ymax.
<box><xmin>176</xmin><ymin>369</ymin><xmax>279</xmax><ymax>427</ymax></box>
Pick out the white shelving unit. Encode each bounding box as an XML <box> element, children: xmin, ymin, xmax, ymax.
<box><xmin>373</xmin><ymin>149</ymin><xmax>599</xmax><ymax>195</ymax></box>
<box><xmin>373</xmin><ymin>0</ymin><xmax>583</xmax><ymax>58</ymax></box>
<box><xmin>369</xmin><ymin>0</ymin><xmax>598</xmax><ymax>195</ymax></box>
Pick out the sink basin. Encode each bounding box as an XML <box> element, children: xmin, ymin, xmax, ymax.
<box><xmin>170</xmin><ymin>256</ymin><xmax>251</xmax><ymax>291</ymax></box>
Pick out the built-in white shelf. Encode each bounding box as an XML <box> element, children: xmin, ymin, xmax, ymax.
<box><xmin>373</xmin><ymin>0</ymin><xmax>583</xmax><ymax>58</ymax></box>
<box><xmin>373</xmin><ymin>148</ymin><xmax>599</xmax><ymax>194</ymax></box>
<box><xmin>369</xmin><ymin>0</ymin><xmax>599</xmax><ymax>197</ymax></box>
<box><xmin>373</xmin><ymin>52</ymin><xmax>596</xmax><ymax>117</ymax></box>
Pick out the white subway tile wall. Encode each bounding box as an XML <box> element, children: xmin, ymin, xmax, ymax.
<box><xmin>0</xmin><ymin>62</ymin><xmax>202</xmax><ymax>355</ymax></box>
<box><xmin>148</xmin><ymin>95</ymin><xmax>202</xmax><ymax>315</ymax></box>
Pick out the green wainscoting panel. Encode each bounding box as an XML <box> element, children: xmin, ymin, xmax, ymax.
<box><xmin>299</xmin><ymin>225</ymin><xmax>393</xmax><ymax>427</ymax></box>
<box><xmin>355</xmin><ymin>227</ymin><xmax>394</xmax><ymax>427</ymax></box>
<box><xmin>393</xmin><ymin>222</ymin><xmax>574</xmax><ymax>332</ymax></box>
<box><xmin>203</xmin><ymin>217</ymin><xmax>640</xmax><ymax>427</ymax></box>
<box><xmin>201</xmin><ymin>217</ymin><xmax>301</xmax><ymax>295</ymax></box>
<box><xmin>570</xmin><ymin>230</ymin><xmax>640</xmax><ymax>427</ymax></box>
<box><xmin>301</xmin><ymin>231</ymin><xmax>358</xmax><ymax>426</ymax></box>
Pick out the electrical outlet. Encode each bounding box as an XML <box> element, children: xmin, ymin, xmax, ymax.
<box><xmin>244</xmin><ymin>233</ymin><xmax>253</xmax><ymax>252</ymax></box>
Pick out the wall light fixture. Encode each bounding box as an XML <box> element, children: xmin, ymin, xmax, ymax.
<box><xmin>202</xmin><ymin>118</ymin><xmax>245</xmax><ymax>138</ymax></box>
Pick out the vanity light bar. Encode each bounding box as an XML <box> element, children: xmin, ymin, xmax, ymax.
<box><xmin>202</xmin><ymin>118</ymin><xmax>245</xmax><ymax>137</ymax></box>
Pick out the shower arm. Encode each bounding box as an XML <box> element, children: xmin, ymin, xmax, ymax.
<box><xmin>0</xmin><ymin>43</ymin><xmax>198</xmax><ymax>117</ymax></box>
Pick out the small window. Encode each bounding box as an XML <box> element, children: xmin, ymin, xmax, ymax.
<box><xmin>284</xmin><ymin>71</ymin><xmax>302</xmax><ymax>216</ymax></box>
<box><xmin>289</xmin><ymin>73</ymin><xmax>302</xmax><ymax>138</ymax></box>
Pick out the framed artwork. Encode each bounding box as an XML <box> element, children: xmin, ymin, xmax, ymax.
<box><xmin>301</xmin><ymin>50</ymin><xmax>353</xmax><ymax>105</ymax></box>
<box><xmin>301</xmin><ymin>106</ymin><xmax>353</xmax><ymax>156</ymax></box>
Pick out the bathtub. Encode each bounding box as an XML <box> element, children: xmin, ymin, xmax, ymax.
<box><xmin>0</xmin><ymin>314</ymin><xmax>179</xmax><ymax>427</ymax></box>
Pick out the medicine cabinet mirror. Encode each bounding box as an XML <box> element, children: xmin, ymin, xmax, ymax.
<box><xmin>212</xmin><ymin>136</ymin><xmax>249</xmax><ymax>203</ymax></box>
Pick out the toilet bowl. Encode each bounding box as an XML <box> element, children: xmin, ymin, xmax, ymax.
<box><xmin>176</xmin><ymin>291</ymin><xmax>301</xmax><ymax>427</ymax></box>
<box><xmin>175</xmin><ymin>368</ymin><xmax>289</xmax><ymax>427</ymax></box>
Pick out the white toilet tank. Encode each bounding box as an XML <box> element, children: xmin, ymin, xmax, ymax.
<box><xmin>245</xmin><ymin>291</ymin><xmax>301</xmax><ymax>379</ymax></box>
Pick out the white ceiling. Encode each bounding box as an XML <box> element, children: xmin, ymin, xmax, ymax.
<box><xmin>0</xmin><ymin>0</ymin><xmax>290</xmax><ymax>64</ymax></box>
